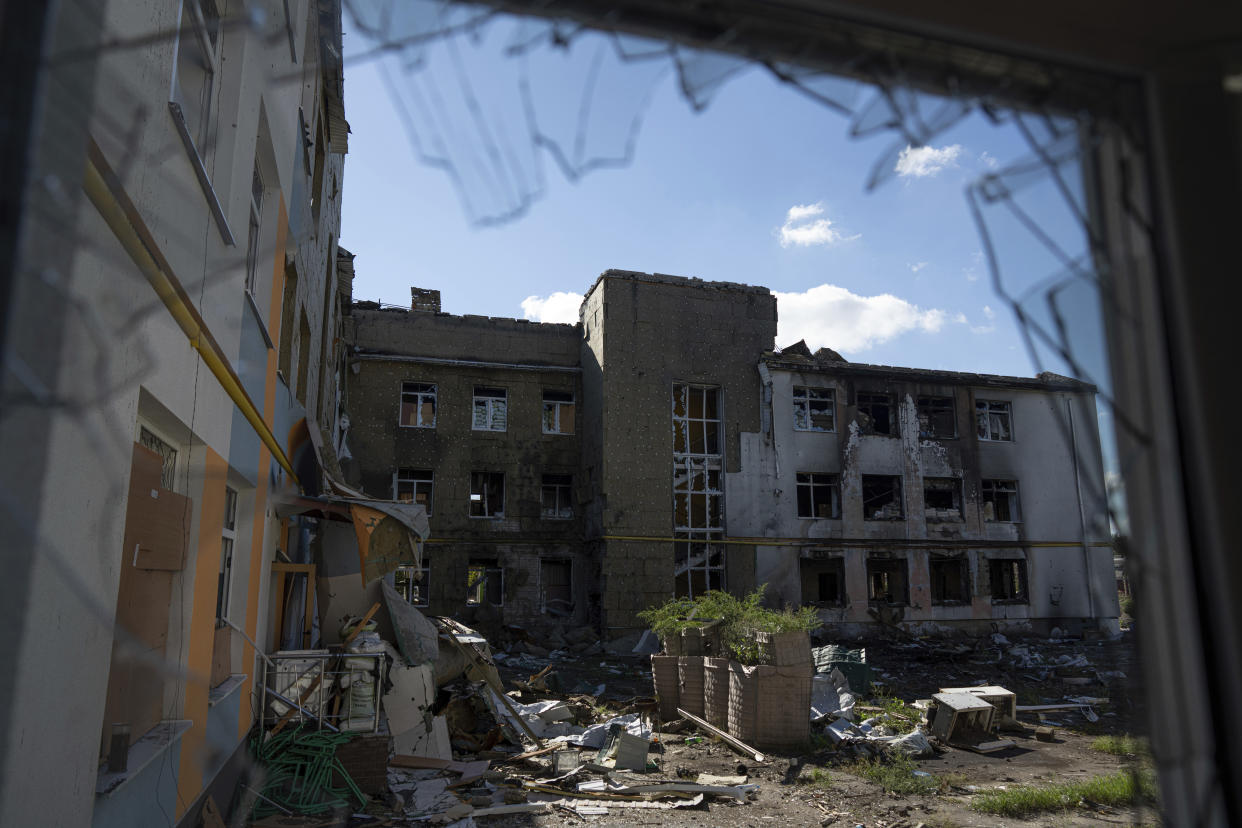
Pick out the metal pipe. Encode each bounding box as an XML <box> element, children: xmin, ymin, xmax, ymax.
<box><xmin>220</xmin><ymin>616</ymin><xmax>275</xmax><ymax>669</ymax></box>
<box><xmin>82</xmin><ymin>141</ymin><xmax>299</xmax><ymax>484</ymax></box>
<box><xmin>262</xmin><ymin>686</ymin><xmax>340</xmax><ymax>732</ymax></box>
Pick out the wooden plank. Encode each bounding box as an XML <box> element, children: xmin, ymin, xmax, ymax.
<box><xmin>271</xmin><ymin>562</ymin><xmax>315</xmax><ymax>574</ymax></box>
<box><xmin>343</xmin><ymin>602</ymin><xmax>381</xmax><ymax>648</ymax></box>
<box><xmin>390</xmin><ymin>754</ymin><xmax>453</xmax><ymax>770</ymax></box>
<box><xmin>446</xmin><ymin>759</ymin><xmax>490</xmax><ymax>788</ymax></box>
<box><xmin>200</xmin><ymin>795</ymin><xmax>227</xmax><ymax>828</ymax></box>
<box><xmin>677</xmin><ymin>707</ymin><xmax>765</xmax><ymax>763</ymax></box>
<box><xmin>269</xmin><ymin>668</ymin><xmax>325</xmax><ymax>736</ymax></box>
<box><xmin>501</xmin><ymin>744</ymin><xmax>559</xmax><ymax>762</ymax></box>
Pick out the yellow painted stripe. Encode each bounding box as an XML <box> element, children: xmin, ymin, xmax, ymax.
<box><xmin>83</xmin><ymin>139</ymin><xmax>299</xmax><ymax>484</ymax></box>
<box><xmin>176</xmin><ymin>447</ymin><xmax>228</xmax><ymax>818</ymax></box>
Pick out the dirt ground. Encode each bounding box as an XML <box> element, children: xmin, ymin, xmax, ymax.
<box><xmin>281</xmin><ymin>630</ymin><xmax>1157</xmax><ymax>828</ymax></box>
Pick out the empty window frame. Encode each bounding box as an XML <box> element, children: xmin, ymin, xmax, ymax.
<box><xmin>917</xmin><ymin>395</ymin><xmax>956</xmax><ymax>439</ymax></box>
<box><xmin>400</xmin><ymin>382</ymin><xmax>437</xmax><ymax>428</ymax></box>
<box><xmin>472</xmin><ymin>387</ymin><xmax>507</xmax><ymax>431</ymax></box>
<box><xmin>541</xmin><ymin>559</ymin><xmax>573</xmax><ymax>617</ymax></box>
<box><xmin>867</xmin><ymin>557</ymin><xmax>909</xmax><ymax>605</ymax></box>
<box><xmin>469</xmin><ymin>472</ymin><xmax>504</xmax><ymax>518</ymax></box>
<box><xmin>930</xmin><ymin>555</ymin><xmax>970</xmax><ymax>604</ymax></box>
<box><xmin>923</xmin><ymin>477</ymin><xmax>963</xmax><ymax>521</ymax></box>
<box><xmin>856</xmin><ymin>391</ymin><xmax>894</xmax><ymax>435</ymax></box>
<box><xmin>801</xmin><ymin>555</ymin><xmax>846</xmax><ymax>606</ymax></box>
<box><xmin>674</xmin><ymin>459</ymin><xmax>723</xmax><ymax>532</ymax></box>
<box><xmin>989</xmin><ymin>558</ymin><xmax>1028</xmax><ymax>602</ymax></box>
<box><xmin>541</xmin><ymin>473</ymin><xmax>573</xmax><ymax>519</ymax></box>
<box><xmin>976</xmin><ymin>399</ymin><xmax>1013</xmax><ymax>441</ymax></box>
<box><xmin>138</xmin><ymin>426</ymin><xmax>178</xmax><ymax>490</ymax></box>
<box><xmin>672</xmin><ymin>384</ymin><xmax>721</xmax><ymax>457</ymax></box>
<box><xmin>675</xmin><ymin>534</ymin><xmax>725</xmax><ymax>599</ymax></box>
<box><xmin>172</xmin><ymin>0</ymin><xmax>222</xmax><ymax>151</ymax></box>
<box><xmin>395</xmin><ymin>468</ymin><xmax>434</xmax><ymax>515</ymax></box>
<box><xmin>793</xmin><ymin>386</ymin><xmax>835</xmax><ymax>432</ymax></box>
<box><xmin>796</xmin><ymin>472</ymin><xmax>841</xmax><ymax>519</ymax></box>
<box><xmin>862</xmin><ymin>475</ymin><xmax>904</xmax><ymax>520</ymax></box>
<box><xmin>217</xmin><ymin>486</ymin><xmax>238</xmax><ymax>621</ymax></box>
<box><xmin>394</xmin><ymin>564</ymin><xmax>430</xmax><ymax>607</ymax></box>
<box><xmin>981</xmin><ymin>479</ymin><xmax>1021</xmax><ymax>522</ymax></box>
<box><xmin>245</xmin><ymin>160</ymin><xmax>264</xmax><ymax>296</ymax></box>
<box><xmin>542</xmin><ymin>390</ymin><xmax>575</xmax><ymax>434</ymax></box>
<box><xmin>466</xmin><ymin>562</ymin><xmax>504</xmax><ymax>606</ymax></box>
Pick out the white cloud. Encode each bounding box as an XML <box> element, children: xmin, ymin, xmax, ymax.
<box><xmin>520</xmin><ymin>291</ymin><xmax>583</xmax><ymax>324</ymax></box>
<box><xmin>982</xmin><ymin>304</ymin><xmax>996</xmax><ymax>320</ymax></box>
<box><xmin>774</xmin><ymin>284</ymin><xmax>949</xmax><ymax>353</ymax></box>
<box><xmin>963</xmin><ymin>250</ymin><xmax>984</xmax><ymax>282</ymax></box>
<box><xmin>964</xmin><ymin>305</ymin><xmax>996</xmax><ymax>334</ymax></box>
<box><xmin>895</xmin><ymin>144</ymin><xmax>963</xmax><ymax>178</ymax></box>
<box><xmin>777</xmin><ymin>202</ymin><xmax>859</xmax><ymax>247</ymax></box>
<box><xmin>909</xmin><ymin>261</ymin><xmax>928</xmax><ymax>273</ymax></box>
<box><xmin>979</xmin><ymin>151</ymin><xmax>999</xmax><ymax>170</ymax></box>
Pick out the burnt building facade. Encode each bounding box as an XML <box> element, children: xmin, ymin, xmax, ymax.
<box><xmin>342</xmin><ymin>269</ymin><xmax>1115</xmax><ymax>638</ymax></box>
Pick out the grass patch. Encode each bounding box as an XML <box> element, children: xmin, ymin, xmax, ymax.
<box><xmin>844</xmin><ymin>754</ymin><xmax>938</xmax><ymax>796</ymax></box>
<box><xmin>970</xmin><ymin>770</ymin><xmax>1158</xmax><ymax>817</ymax></box>
<box><xmin>1091</xmin><ymin>734</ymin><xmax>1149</xmax><ymax>757</ymax></box>
<box><xmin>804</xmin><ymin>767</ymin><xmax>832</xmax><ymax>789</ymax></box>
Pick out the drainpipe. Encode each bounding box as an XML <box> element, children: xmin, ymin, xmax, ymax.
<box><xmin>1066</xmin><ymin>396</ymin><xmax>1096</xmax><ymax>619</ymax></box>
<box><xmin>83</xmin><ymin>142</ymin><xmax>299</xmax><ymax>484</ymax></box>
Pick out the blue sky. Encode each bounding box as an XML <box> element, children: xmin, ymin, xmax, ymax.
<box><xmin>339</xmin><ymin>14</ymin><xmax>1098</xmax><ymax>383</ymax></box>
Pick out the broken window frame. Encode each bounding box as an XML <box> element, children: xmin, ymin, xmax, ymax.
<box><xmin>671</xmin><ymin>383</ymin><xmax>722</xmax><ymax>457</ymax></box>
<box><xmin>216</xmin><ymin>486</ymin><xmax>238</xmax><ymax>623</ymax></box>
<box><xmin>861</xmin><ymin>474</ymin><xmax>905</xmax><ymax>520</ymax></box>
<box><xmin>801</xmin><ymin>553</ymin><xmax>846</xmax><ymax>607</ymax></box>
<box><xmin>541</xmin><ymin>473</ymin><xmax>573</xmax><ymax>519</ymax></box>
<box><xmin>400</xmin><ymin>381</ymin><xmax>437</xmax><ymax>428</ymax></box>
<box><xmin>674</xmin><ymin>532</ymin><xmax>725</xmax><ymax>599</ymax></box>
<box><xmin>866</xmin><ymin>557</ymin><xmax>909</xmax><ymax>606</ymax></box>
<box><xmin>171</xmin><ymin>0</ymin><xmax>222</xmax><ymax>153</ymax></box>
<box><xmin>989</xmin><ymin>558</ymin><xmax>1028</xmax><ymax>603</ymax></box>
<box><xmin>673</xmin><ymin>457</ymin><xmax>723</xmax><ymax>532</ymax></box>
<box><xmin>394</xmin><ymin>563</ymin><xmax>430</xmax><ymax>608</ymax></box>
<box><xmin>793</xmin><ymin>386</ymin><xmax>836</xmax><ymax>432</ymax></box>
<box><xmin>976</xmin><ymin>399</ymin><xmax>1014</xmax><ymax>441</ymax></box>
<box><xmin>856</xmin><ymin>391</ymin><xmax>894</xmax><ymax>435</ymax></box>
<box><xmin>929</xmin><ymin>554</ymin><xmax>970</xmax><ymax>605</ymax></box>
<box><xmin>540</xmin><ymin>558</ymin><xmax>573</xmax><ymax>617</ymax></box>
<box><xmin>796</xmin><ymin>472</ymin><xmax>841</xmax><ymax>519</ymax></box>
<box><xmin>981</xmin><ymin>479</ymin><xmax>1021</xmax><ymax>522</ymax></box>
<box><xmin>916</xmin><ymin>395</ymin><xmax>956</xmax><ymax>439</ymax></box>
<box><xmin>923</xmin><ymin>476</ymin><xmax>964</xmax><ymax>521</ymax></box>
<box><xmin>394</xmin><ymin>467</ymin><xmax>434</xmax><ymax>515</ymax></box>
<box><xmin>466</xmin><ymin>563</ymin><xmax>504</xmax><ymax>606</ymax></box>
<box><xmin>542</xmin><ymin>389</ymin><xmax>575</xmax><ymax>434</ymax></box>
<box><xmin>245</xmin><ymin>159</ymin><xmax>264</xmax><ymax>297</ymax></box>
<box><xmin>472</xmin><ymin>386</ymin><xmax>507</xmax><ymax>432</ymax></box>
<box><xmin>468</xmin><ymin>471</ymin><xmax>505</xmax><ymax>518</ymax></box>
<box><xmin>138</xmin><ymin>424</ymin><xmax>179</xmax><ymax>491</ymax></box>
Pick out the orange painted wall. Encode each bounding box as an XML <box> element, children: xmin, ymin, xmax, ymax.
<box><xmin>175</xmin><ymin>447</ymin><xmax>228</xmax><ymax>818</ymax></box>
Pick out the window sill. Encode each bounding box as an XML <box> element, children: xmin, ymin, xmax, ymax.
<box><xmin>244</xmin><ymin>289</ymin><xmax>274</xmax><ymax>350</ymax></box>
<box><xmin>864</xmin><ymin>518</ymin><xmax>906</xmax><ymax>522</ymax></box>
<box><xmin>96</xmin><ymin>719</ymin><xmax>193</xmax><ymax>797</ymax></box>
<box><xmin>793</xmin><ymin>427</ymin><xmax>835</xmax><ymax>434</ymax></box>
<box><xmin>469</xmin><ymin>515</ymin><xmax>505</xmax><ymax>520</ymax></box>
<box><xmin>167</xmin><ymin>101</ymin><xmax>235</xmax><ymax>246</ymax></box>
<box><xmin>542</xmin><ymin>430</ymin><xmax>574</xmax><ymax>436</ymax></box>
<box><xmin>991</xmin><ymin>598</ymin><xmax>1029</xmax><ymax>605</ymax></box>
<box><xmin>797</xmin><ymin>515</ymin><xmax>841</xmax><ymax>521</ymax></box>
<box><xmin>983</xmin><ymin>520</ymin><xmax>1023</xmax><ymax>525</ymax></box>
<box><xmin>399</xmin><ymin>424</ymin><xmax>436</xmax><ymax>429</ymax></box>
<box><xmin>208</xmin><ymin>673</ymin><xmax>248</xmax><ymax>708</ymax></box>
<box><xmin>471</xmin><ymin>428</ymin><xmax>508</xmax><ymax>433</ymax></box>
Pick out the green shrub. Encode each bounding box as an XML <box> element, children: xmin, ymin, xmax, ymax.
<box><xmin>970</xmin><ymin>770</ymin><xmax>1158</xmax><ymax>817</ymax></box>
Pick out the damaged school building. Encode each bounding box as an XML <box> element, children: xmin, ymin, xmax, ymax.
<box><xmin>341</xmin><ymin>269</ymin><xmax>1118</xmax><ymax>641</ymax></box>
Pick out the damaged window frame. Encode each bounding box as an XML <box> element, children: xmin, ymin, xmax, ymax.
<box><xmin>394</xmin><ymin>467</ymin><xmax>434</xmax><ymax>515</ymax></box>
<box><xmin>867</xmin><ymin>556</ymin><xmax>909</xmax><ymax>606</ymax></box>
<box><xmin>672</xmin><ymin>383</ymin><xmax>725</xmax><ymax>599</ymax></box>
<box><xmin>801</xmin><ymin>551</ymin><xmax>846</xmax><ymax>607</ymax></box>
<box><xmin>472</xmin><ymin>386</ymin><xmax>507</xmax><ymax>432</ymax></box>
<box><xmin>542</xmin><ymin>389</ymin><xmax>575</xmax><ymax>435</ymax></box>
<box><xmin>916</xmin><ymin>395</ymin><xmax>956</xmax><ymax>439</ymax></box>
<box><xmin>861</xmin><ymin>474</ymin><xmax>905</xmax><ymax>520</ymax></box>
<box><xmin>216</xmin><ymin>486</ymin><xmax>238</xmax><ymax>623</ymax></box>
<box><xmin>796</xmin><ymin>472</ymin><xmax>841</xmax><ymax>519</ymax></box>
<box><xmin>244</xmin><ymin>160</ymin><xmax>264</xmax><ymax>297</ymax></box>
<box><xmin>671</xmin><ymin>383</ymin><xmax>722</xmax><ymax>457</ymax></box>
<box><xmin>468</xmin><ymin>471</ymin><xmax>505</xmax><ymax>518</ymax></box>
<box><xmin>923</xmin><ymin>476</ymin><xmax>964</xmax><ymax>521</ymax></box>
<box><xmin>793</xmin><ymin>386</ymin><xmax>835</xmax><ymax>432</ymax></box>
<box><xmin>930</xmin><ymin>554</ymin><xmax>970</xmax><ymax>605</ymax></box>
<box><xmin>674</xmin><ymin>533</ymin><xmax>725</xmax><ymax>600</ymax></box>
<box><xmin>400</xmin><ymin>381</ymin><xmax>437</xmax><ymax>428</ymax></box>
<box><xmin>976</xmin><ymin>399</ymin><xmax>1014</xmax><ymax>441</ymax></box>
<box><xmin>981</xmin><ymin>478</ymin><xmax>1021</xmax><ymax>522</ymax></box>
<box><xmin>541</xmin><ymin>558</ymin><xmax>573</xmax><ymax>617</ymax></box>
<box><xmin>540</xmin><ymin>473</ymin><xmax>573</xmax><ymax>519</ymax></box>
<box><xmin>394</xmin><ymin>563</ymin><xmax>430</xmax><ymax>608</ymax></box>
<box><xmin>466</xmin><ymin>562</ymin><xmax>504</xmax><ymax>606</ymax></box>
<box><xmin>856</xmin><ymin>391</ymin><xmax>894</xmax><ymax>435</ymax></box>
<box><xmin>171</xmin><ymin>0</ymin><xmax>222</xmax><ymax>154</ymax></box>
<box><xmin>989</xmin><ymin>557</ymin><xmax>1028</xmax><ymax>603</ymax></box>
